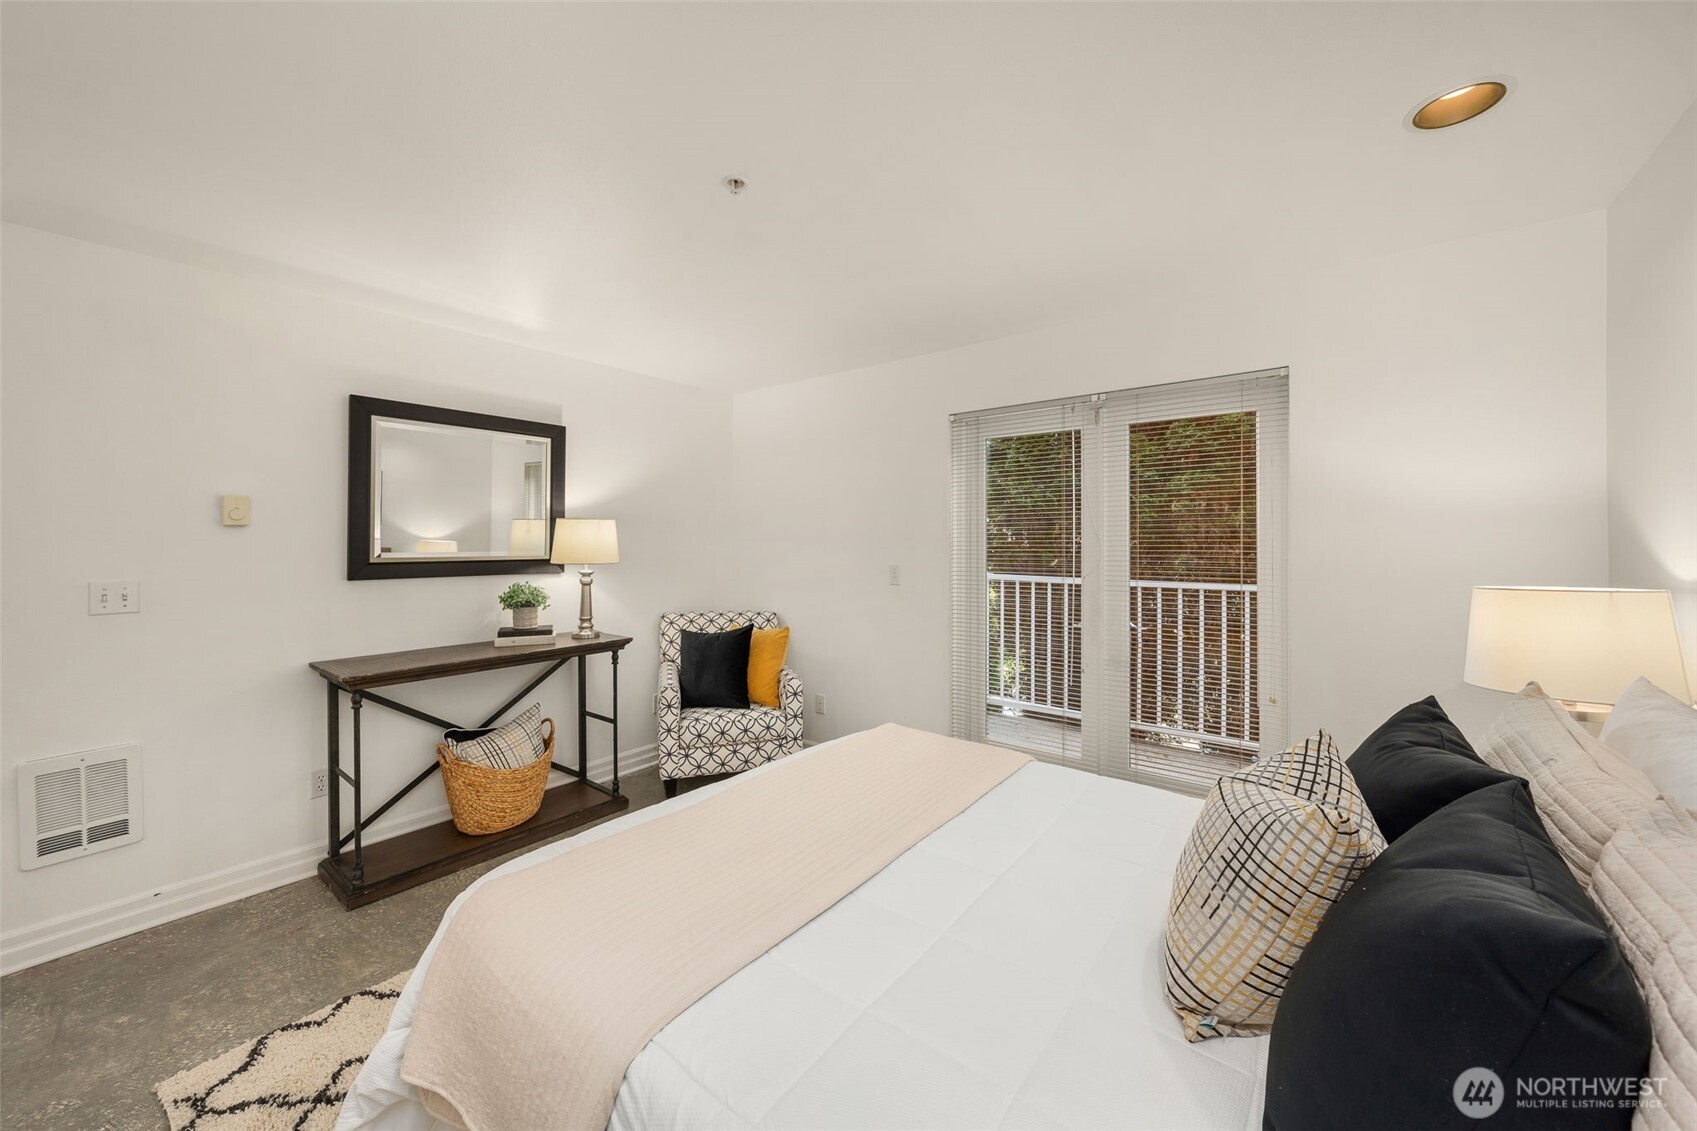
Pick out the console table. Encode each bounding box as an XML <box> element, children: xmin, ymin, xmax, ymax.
<box><xmin>308</xmin><ymin>634</ymin><xmax>632</xmax><ymax>908</ymax></box>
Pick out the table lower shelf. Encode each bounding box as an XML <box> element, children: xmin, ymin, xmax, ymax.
<box><xmin>317</xmin><ymin>779</ymin><xmax>630</xmax><ymax>909</ymax></box>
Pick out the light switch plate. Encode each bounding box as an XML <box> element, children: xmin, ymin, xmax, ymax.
<box><xmin>88</xmin><ymin>580</ymin><xmax>140</xmax><ymax>615</ymax></box>
<box><xmin>221</xmin><ymin>494</ymin><xmax>251</xmax><ymax>526</ymax></box>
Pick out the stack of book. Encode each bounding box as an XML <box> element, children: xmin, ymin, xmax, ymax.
<box><xmin>494</xmin><ymin>624</ymin><xmax>558</xmax><ymax>648</ymax></box>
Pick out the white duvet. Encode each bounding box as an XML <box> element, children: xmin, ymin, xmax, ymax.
<box><xmin>338</xmin><ymin>739</ymin><xmax>1269</xmax><ymax>1131</ymax></box>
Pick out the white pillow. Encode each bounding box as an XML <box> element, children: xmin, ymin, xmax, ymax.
<box><xmin>1601</xmin><ymin>676</ymin><xmax>1697</xmax><ymax>810</ymax></box>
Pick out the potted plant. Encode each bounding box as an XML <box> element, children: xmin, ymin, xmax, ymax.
<box><xmin>498</xmin><ymin>581</ymin><xmax>551</xmax><ymax>629</ymax></box>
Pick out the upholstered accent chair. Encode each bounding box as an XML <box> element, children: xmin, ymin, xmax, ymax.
<box><xmin>657</xmin><ymin>611</ymin><xmax>804</xmax><ymax>797</ymax></box>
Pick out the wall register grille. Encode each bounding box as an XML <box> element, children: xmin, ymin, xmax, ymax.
<box><xmin>17</xmin><ymin>744</ymin><xmax>143</xmax><ymax>869</ymax></box>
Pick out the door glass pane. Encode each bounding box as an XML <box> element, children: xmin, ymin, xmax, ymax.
<box><xmin>1128</xmin><ymin>412</ymin><xmax>1259</xmax><ymax>777</ymax></box>
<box><xmin>984</xmin><ymin>430</ymin><xmax>1082</xmax><ymax>755</ymax></box>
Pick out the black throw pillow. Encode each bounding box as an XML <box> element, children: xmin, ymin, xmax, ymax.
<box><xmin>1346</xmin><ymin>696</ymin><xmax>1517</xmax><ymax>840</ymax></box>
<box><xmin>679</xmin><ymin>625</ymin><xmax>753</xmax><ymax>709</ymax></box>
<box><xmin>1264</xmin><ymin>779</ymin><xmax>1651</xmax><ymax>1131</ymax></box>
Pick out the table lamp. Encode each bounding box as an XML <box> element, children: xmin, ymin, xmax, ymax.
<box><xmin>1463</xmin><ymin>586</ymin><xmax>1692</xmax><ymax>713</ymax></box>
<box><xmin>552</xmin><ymin>519</ymin><xmax>619</xmax><ymax>640</ymax></box>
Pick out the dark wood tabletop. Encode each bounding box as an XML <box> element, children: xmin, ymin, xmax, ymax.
<box><xmin>309</xmin><ymin>633</ymin><xmax>633</xmax><ymax>691</ymax></box>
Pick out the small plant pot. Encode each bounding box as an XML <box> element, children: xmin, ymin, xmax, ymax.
<box><xmin>512</xmin><ymin>606</ymin><xmax>539</xmax><ymax>629</ymax></box>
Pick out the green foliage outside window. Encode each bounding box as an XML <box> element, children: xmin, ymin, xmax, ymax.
<box><xmin>1129</xmin><ymin>412</ymin><xmax>1256</xmax><ymax>584</ymax></box>
<box><xmin>981</xmin><ymin>414</ymin><xmax>1255</xmax><ymax>582</ymax></box>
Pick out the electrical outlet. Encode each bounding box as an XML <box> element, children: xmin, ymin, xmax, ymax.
<box><xmin>87</xmin><ymin>580</ymin><xmax>140</xmax><ymax>616</ymax></box>
<box><xmin>814</xmin><ymin>693</ymin><xmax>827</xmax><ymax>716</ymax></box>
<box><xmin>652</xmin><ymin>693</ymin><xmax>660</xmax><ymax>714</ymax></box>
<box><xmin>309</xmin><ymin>769</ymin><xmax>328</xmax><ymax>799</ymax></box>
<box><xmin>888</xmin><ymin>564</ymin><xmax>901</xmax><ymax>586</ymax></box>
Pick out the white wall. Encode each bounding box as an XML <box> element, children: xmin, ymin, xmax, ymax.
<box><xmin>0</xmin><ymin>224</ymin><xmax>730</xmax><ymax>964</ymax></box>
<box><xmin>1607</xmin><ymin>102</ymin><xmax>1697</xmax><ymax>691</ymax></box>
<box><xmin>728</xmin><ymin>212</ymin><xmax>1610</xmax><ymax>753</ymax></box>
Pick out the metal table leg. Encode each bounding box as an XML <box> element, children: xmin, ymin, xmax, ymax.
<box><xmin>610</xmin><ymin>650</ymin><xmax>621</xmax><ymax>795</ymax></box>
<box><xmin>577</xmin><ymin>656</ymin><xmax>589</xmax><ymax>781</ymax></box>
<box><xmin>351</xmin><ymin>692</ymin><xmax>364</xmax><ymax>884</ymax></box>
<box><xmin>326</xmin><ymin>683</ymin><xmax>340</xmax><ymax>860</ymax></box>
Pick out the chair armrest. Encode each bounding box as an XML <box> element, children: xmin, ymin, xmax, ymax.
<box><xmin>779</xmin><ymin>665</ymin><xmax>804</xmax><ymax>721</ymax></box>
<box><xmin>657</xmin><ymin>662</ymin><xmax>682</xmax><ymax>735</ymax></box>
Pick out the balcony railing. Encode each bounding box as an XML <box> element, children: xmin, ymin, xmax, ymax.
<box><xmin>986</xmin><ymin>572</ymin><xmax>1259</xmax><ymax>755</ymax></box>
<box><xmin>987</xmin><ymin>572</ymin><xmax>1083</xmax><ymax>721</ymax></box>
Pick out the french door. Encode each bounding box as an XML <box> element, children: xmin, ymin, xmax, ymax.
<box><xmin>949</xmin><ymin>369</ymin><xmax>1288</xmax><ymax>793</ymax></box>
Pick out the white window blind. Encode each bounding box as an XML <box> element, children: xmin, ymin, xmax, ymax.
<box><xmin>950</xmin><ymin>399</ymin><xmax>1091</xmax><ymax>763</ymax></box>
<box><xmin>950</xmin><ymin>369</ymin><xmax>1288</xmax><ymax>794</ymax></box>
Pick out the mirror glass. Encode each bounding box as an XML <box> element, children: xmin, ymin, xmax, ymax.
<box><xmin>371</xmin><ymin>418</ymin><xmax>551</xmax><ymax>561</ymax></box>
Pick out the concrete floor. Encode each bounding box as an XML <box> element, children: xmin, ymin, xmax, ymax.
<box><xmin>0</xmin><ymin>766</ymin><xmax>700</xmax><ymax>1131</ymax></box>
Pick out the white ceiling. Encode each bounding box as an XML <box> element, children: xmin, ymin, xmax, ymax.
<box><xmin>4</xmin><ymin>3</ymin><xmax>1694</xmax><ymax>392</ymax></box>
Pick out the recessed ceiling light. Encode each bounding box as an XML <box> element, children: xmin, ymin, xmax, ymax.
<box><xmin>1410</xmin><ymin>80</ymin><xmax>1509</xmax><ymax>130</ymax></box>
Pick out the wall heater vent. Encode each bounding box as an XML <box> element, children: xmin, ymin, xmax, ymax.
<box><xmin>17</xmin><ymin>745</ymin><xmax>143</xmax><ymax>870</ymax></box>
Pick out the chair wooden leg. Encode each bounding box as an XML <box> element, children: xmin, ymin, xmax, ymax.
<box><xmin>663</xmin><ymin>779</ymin><xmax>679</xmax><ymax>799</ymax></box>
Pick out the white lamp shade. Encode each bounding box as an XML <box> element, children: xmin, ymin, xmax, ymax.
<box><xmin>551</xmin><ymin>518</ymin><xmax>619</xmax><ymax>565</ymax></box>
<box><xmin>508</xmin><ymin>518</ymin><xmax>546</xmax><ymax>557</ymax></box>
<box><xmin>415</xmin><ymin>538</ymin><xmax>458</xmax><ymax>554</ymax></box>
<box><xmin>1464</xmin><ymin>587</ymin><xmax>1692</xmax><ymax>707</ymax></box>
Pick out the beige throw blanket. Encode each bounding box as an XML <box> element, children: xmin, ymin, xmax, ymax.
<box><xmin>401</xmin><ymin>723</ymin><xmax>1031</xmax><ymax>1131</ymax></box>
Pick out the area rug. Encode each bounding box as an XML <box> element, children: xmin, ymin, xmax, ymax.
<box><xmin>155</xmin><ymin>971</ymin><xmax>411</xmax><ymax>1130</ymax></box>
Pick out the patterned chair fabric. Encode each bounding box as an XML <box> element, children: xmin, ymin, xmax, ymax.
<box><xmin>657</xmin><ymin>611</ymin><xmax>804</xmax><ymax>785</ymax></box>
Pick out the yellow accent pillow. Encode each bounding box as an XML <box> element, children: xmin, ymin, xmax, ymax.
<box><xmin>748</xmin><ymin>627</ymin><xmax>790</xmax><ymax>709</ymax></box>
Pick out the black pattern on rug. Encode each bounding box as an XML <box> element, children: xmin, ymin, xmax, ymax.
<box><xmin>155</xmin><ymin>971</ymin><xmax>409</xmax><ymax>1131</ymax></box>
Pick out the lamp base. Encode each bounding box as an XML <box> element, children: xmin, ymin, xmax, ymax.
<box><xmin>574</xmin><ymin>566</ymin><xmax>600</xmax><ymax>640</ymax></box>
<box><xmin>1557</xmin><ymin>699</ymin><xmax>1610</xmax><ymax>736</ymax></box>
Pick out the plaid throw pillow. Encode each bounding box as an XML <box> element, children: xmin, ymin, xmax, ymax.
<box><xmin>446</xmin><ymin>703</ymin><xmax>547</xmax><ymax>770</ymax></box>
<box><xmin>1163</xmin><ymin>732</ymin><xmax>1385</xmax><ymax>1041</ymax></box>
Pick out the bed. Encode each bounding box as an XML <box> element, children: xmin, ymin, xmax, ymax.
<box><xmin>336</xmin><ymin>732</ymin><xmax>1269</xmax><ymax>1131</ymax></box>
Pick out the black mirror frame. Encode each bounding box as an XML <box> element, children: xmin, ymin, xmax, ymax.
<box><xmin>347</xmin><ymin>395</ymin><xmax>567</xmax><ymax>581</ymax></box>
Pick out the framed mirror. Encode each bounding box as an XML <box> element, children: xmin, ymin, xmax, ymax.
<box><xmin>347</xmin><ymin>395</ymin><xmax>566</xmax><ymax>580</ymax></box>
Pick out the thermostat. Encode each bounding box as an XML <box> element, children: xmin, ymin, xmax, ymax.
<box><xmin>222</xmin><ymin>495</ymin><xmax>251</xmax><ymax>526</ymax></box>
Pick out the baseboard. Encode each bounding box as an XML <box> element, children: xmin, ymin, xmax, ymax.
<box><xmin>584</xmin><ymin>742</ymin><xmax>658</xmax><ymax>784</ymax></box>
<box><xmin>0</xmin><ymin>842</ymin><xmax>329</xmax><ymax>977</ymax></box>
<box><xmin>0</xmin><ymin>743</ymin><xmax>657</xmax><ymax>976</ymax></box>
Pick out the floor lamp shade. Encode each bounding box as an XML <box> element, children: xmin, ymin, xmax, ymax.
<box><xmin>1464</xmin><ymin>586</ymin><xmax>1692</xmax><ymax>708</ymax></box>
<box><xmin>550</xmin><ymin>519</ymin><xmax>619</xmax><ymax>565</ymax></box>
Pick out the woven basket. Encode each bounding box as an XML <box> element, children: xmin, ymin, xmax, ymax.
<box><xmin>436</xmin><ymin>717</ymin><xmax>554</xmax><ymax>836</ymax></box>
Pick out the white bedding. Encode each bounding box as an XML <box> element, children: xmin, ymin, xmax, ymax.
<box><xmin>338</xmin><ymin>738</ymin><xmax>1269</xmax><ymax>1131</ymax></box>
